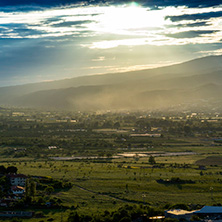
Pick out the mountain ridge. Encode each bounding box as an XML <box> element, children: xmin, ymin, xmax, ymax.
<box><xmin>1</xmin><ymin>55</ymin><xmax>222</xmax><ymax>111</ymax></box>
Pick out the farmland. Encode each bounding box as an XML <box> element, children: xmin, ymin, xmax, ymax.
<box><xmin>0</xmin><ymin>108</ymin><xmax>222</xmax><ymax>221</ymax></box>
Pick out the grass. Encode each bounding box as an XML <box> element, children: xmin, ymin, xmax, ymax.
<box><xmin>1</xmin><ymin>144</ymin><xmax>222</xmax><ymax>220</ymax></box>
<box><xmin>12</xmin><ymin>156</ymin><xmax>222</xmax><ymax>205</ymax></box>
<box><xmin>195</xmin><ymin>156</ymin><xmax>222</xmax><ymax>165</ymax></box>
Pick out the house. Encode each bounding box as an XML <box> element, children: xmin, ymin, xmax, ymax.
<box><xmin>195</xmin><ymin>206</ymin><xmax>222</xmax><ymax>218</ymax></box>
<box><xmin>198</xmin><ymin>165</ymin><xmax>207</xmax><ymax>170</ymax></box>
<box><xmin>165</xmin><ymin>206</ymin><xmax>222</xmax><ymax>221</ymax></box>
<box><xmin>13</xmin><ymin>148</ymin><xmax>26</xmax><ymax>152</ymax></box>
<box><xmin>0</xmin><ymin>197</ymin><xmax>16</xmax><ymax>207</ymax></box>
<box><xmin>48</xmin><ymin>146</ymin><xmax>57</xmax><ymax>150</ymax></box>
<box><xmin>165</xmin><ymin>209</ymin><xmax>196</xmax><ymax>220</ymax></box>
<box><xmin>0</xmin><ymin>211</ymin><xmax>33</xmax><ymax>218</ymax></box>
<box><xmin>130</xmin><ymin>133</ymin><xmax>161</xmax><ymax>137</ymax></box>
<box><xmin>151</xmin><ymin>127</ymin><xmax>163</xmax><ymax>132</ymax></box>
<box><xmin>11</xmin><ymin>186</ymin><xmax>25</xmax><ymax>195</ymax></box>
<box><xmin>0</xmin><ymin>200</ymin><xmax>8</xmax><ymax>207</ymax></box>
<box><xmin>8</xmin><ymin>174</ymin><xmax>27</xmax><ymax>186</ymax></box>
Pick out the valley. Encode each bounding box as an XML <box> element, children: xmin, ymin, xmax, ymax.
<box><xmin>0</xmin><ymin>108</ymin><xmax>222</xmax><ymax>221</ymax></box>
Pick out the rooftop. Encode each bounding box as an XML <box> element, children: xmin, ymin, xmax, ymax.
<box><xmin>8</xmin><ymin>174</ymin><xmax>27</xmax><ymax>178</ymax></box>
<box><xmin>166</xmin><ymin>209</ymin><xmax>195</xmax><ymax>215</ymax></box>
<box><xmin>11</xmin><ymin>186</ymin><xmax>25</xmax><ymax>191</ymax></box>
<box><xmin>195</xmin><ymin>206</ymin><xmax>222</xmax><ymax>214</ymax></box>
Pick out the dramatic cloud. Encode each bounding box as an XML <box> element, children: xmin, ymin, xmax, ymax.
<box><xmin>166</xmin><ymin>11</ymin><xmax>222</xmax><ymax>22</ymax></box>
<box><xmin>0</xmin><ymin>0</ymin><xmax>222</xmax><ymax>86</ymax></box>
<box><xmin>0</xmin><ymin>0</ymin><xmax>221</xmax><ymax>8</ymax></box>
<box><xmin>51</xmin><ymin>20</ymin><xmax>93</xmax><ymax>27</ymax></box>
<box><xmin>166</xmin><ymin>30</ymin><xmax>219</xmax><ymax>39</ymax></box>
<box><xmin>180</xmin><ymin>22</ymin><xmax>210</xmax><ymax>28</ymax></box>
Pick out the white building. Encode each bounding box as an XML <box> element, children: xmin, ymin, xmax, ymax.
<box><xmin>9</xmin><ymin>174</ymin><xmax>27</xmax><ymax>186</ymax></box>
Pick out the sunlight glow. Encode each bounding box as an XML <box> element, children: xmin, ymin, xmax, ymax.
<box><xmin>1</xmin><ymin>3</ymin><xmax>222</xmax><ymax>86</ymax></box>
<box><xmin>91</xmin><ymin>5</ymin><xmax>165</xmax><ymax>34</ymax></box>
<box><xmin>1</xmin><ymin>4</ymin><xmax>222</xmax><ymax>49</ymax></box>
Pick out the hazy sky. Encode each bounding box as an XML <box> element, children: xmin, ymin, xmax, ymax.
<box><xmin>0</xmin><ymin>0</ymin><xmax>222</xmax><ymax>86</ymax></box>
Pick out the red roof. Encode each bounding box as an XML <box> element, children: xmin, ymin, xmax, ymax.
<box><xmin>9</xmin><ymin>174</ymin><xmax>27</xmax><ymax>178</ymax></box>
<box><xmin>11</xmin><ymin>186</ymin><xmax>25</xmax><ymax>191</ymax></box>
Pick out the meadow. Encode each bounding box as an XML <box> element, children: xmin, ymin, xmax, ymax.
<box><xmin>2</xmin><ymin>146</ymin><xmax>222</xmax><ymax>221</ymax></box>
<box><xmin>0</xmin><ymin>109</ymin><xmax>222</xmax><ymax>221</ymax></box>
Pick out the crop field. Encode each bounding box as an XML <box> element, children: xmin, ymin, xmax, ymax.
<box><xmin>0</xmin><ymin>109</ymin><xmax>222</xmax><ymax>221</ymax></box>
<box><xmin>1</xmin><ymin>148</ymin><xmax>222</xmax><ymax>221</ymax></box>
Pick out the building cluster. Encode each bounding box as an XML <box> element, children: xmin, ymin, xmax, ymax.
<box><xmin>0</xmin><ymin>173</ymin><xmax>27</xmax><ymax>208</ymax></box>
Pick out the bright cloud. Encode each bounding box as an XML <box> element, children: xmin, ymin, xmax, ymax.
<box><xmin>0</xmin><ymin>3</ymin><xmax>222</xmax><ymax>86</ymax></box>
<box><xmin>0</xmin><ymin>4</ymin><xmax>222</xmax><ymax>45</ymax></box>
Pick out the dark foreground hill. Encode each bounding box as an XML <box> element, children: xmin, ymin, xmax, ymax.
<box><xmin>1</xmin><ymin>55</ymin><xmax>222</xmax><ymax>111</ymax></box>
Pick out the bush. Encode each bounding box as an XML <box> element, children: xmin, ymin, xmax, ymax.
<box><xmin>67</xmin><ymin>211</ymin><xmax>80</xmax><ymax>222</ymax></box>
<box><xmin>164</xmin><ymin>218</ymin><xmax>179</xmax><ymax>222</ymax></box>
<box><xmin>170</xmin><ymin>204</ymin><xmax>189</xmax><ymax>211</ymax></box>
<box><xmin>119</xmin><ymin>217</ymin><xmax>132</xmax><ymax>222</ymax></box>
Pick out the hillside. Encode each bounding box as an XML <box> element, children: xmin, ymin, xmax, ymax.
<box><xmin>1</xmin><ymin>55</ymin><xmax>222</xmax><ymax>111</ymax></box>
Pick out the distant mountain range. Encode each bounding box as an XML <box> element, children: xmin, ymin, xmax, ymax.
<box><xmin>1</xmin><ymin>55</ymin><xmax>222</xmax><ymax>111</ymax></box>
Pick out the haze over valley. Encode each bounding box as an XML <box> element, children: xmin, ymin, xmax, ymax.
<box><xmin>0</xmin><ymin>55</ymin><xmax>221</xmax><ymax>111</ymax></box>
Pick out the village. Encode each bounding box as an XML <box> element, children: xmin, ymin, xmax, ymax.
<box><xmin>0</xmin><ymin>165</ymin><xmax>73</xmax><ymax>219</ymax></box>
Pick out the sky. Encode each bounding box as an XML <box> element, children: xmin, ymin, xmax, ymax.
<box><xmin>0</xmin><ymin>0</ymin><xmax>222</xmax><ymax>86</ymax></box>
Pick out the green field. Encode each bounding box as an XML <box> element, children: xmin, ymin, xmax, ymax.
<box><xmin>0</xmin><ymin>108</ymin><xmax>222</xmax><ymax>221</ymax></box>
<box><xmin>1</xmin><ymin>149</ymin><xmax>222</xmax><ymax>221</ymax></box>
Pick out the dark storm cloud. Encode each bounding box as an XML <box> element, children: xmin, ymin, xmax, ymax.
<box><xmin>0</xmin><ymin>0</ymin><xmax>221</xmax><ymax>8</ymax></box>
<box><xmin>166</xmin><ymin>30</ymin><xmax>219</xmax><ymax>39</ymax></box>
<box><xmin>166</xmin><ymin>11</ymin><xmax>222</xmax><ymax>22</ymax></box>
<box><xmin>51</xmin><ymin>20</ymin><xmax>93</xmax><ymax>27</ymax></box>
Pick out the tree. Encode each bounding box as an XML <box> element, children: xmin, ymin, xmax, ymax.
<box><xmin>114</xmin><ymin>122</ymin><xmax>121</xmax><ymax>129</ymax></box>
<box><xmin>120</xmin><ymin>217</ymin><xmax>132</xmax><ymax>222</ymax></box>
<box><xmin>190</xmin><ymin>214</ymin><xmax>201</xmax><ymax>221</ymax></box>
<box><xmin>106</xmin><ymin>153</ymin><xmax>112</xmax><ymax>158</ymax></box>
<box><xmin>149</xmin><ymin>156</ymin><xmax>156</xmax><ymax>164</ymax></box>
<box><xmin>67</xmin><ymin>211</ymin><xmax>80</xmax><ymax>222</ymax></box>
<box><xmin>125</xmin><ymin>184</ymin><xmax>129</xmax><ymax>193</ymax></box>
<box><xmin>184</xmin><ymin>126</ymin><xmax>191</xmax><ymax>134</ymax></box>
<box><xmin>44</xmin><ymin>186</ymin><xmax>54</xmax><ymax>195</ymax></box>
<box><xmin>30</xmin><ymin>181</ymin><xmax>36</xmax><ymax>197</ymax></box>
<box><xmin>6</xmin><ymin>166</ymin><xmax>18</xmax><ymax>174</ymax></box>
<box><xmin>164</xmin><ymin>218</ymin><xmax>179</xmax><ymax>222</ymax></box>
<box><xmin>134</xmin><ymin>154</ymin><xmax>139</xmax><ymax>161</ymax></box>
<box><xmin>0</xmin><ymin>166</ymin><xmax>6</xmax><ymax>174</ymax></box>
<box><xmin>25</xmin><ymin>179</ymin><xmax>30</xmax><ymax>199</ymax></box>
